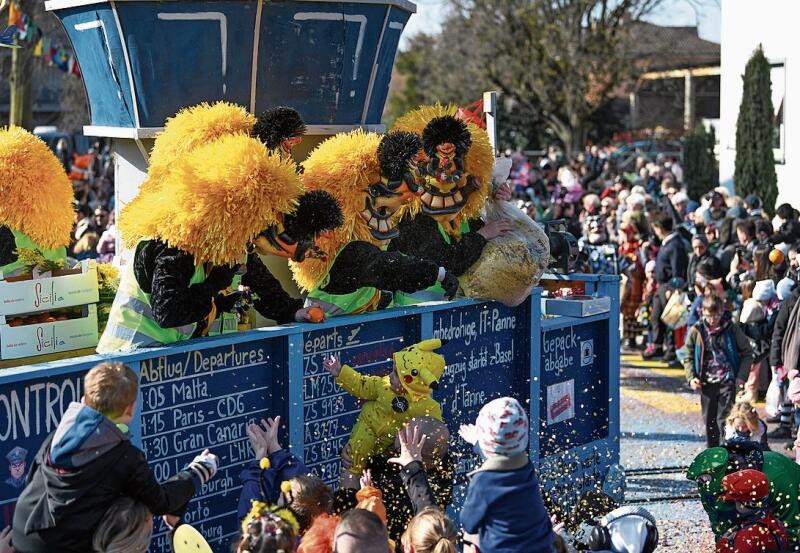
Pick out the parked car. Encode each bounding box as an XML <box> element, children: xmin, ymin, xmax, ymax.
<box><xmin>611</xmin><ymin>139</ymin><xmax>683</xmax><ymax>158</ymax></box>
<box><xmin>611</xmin><ymin>139</ymin><xmax>683</xmax><ymax>171</ymax></box>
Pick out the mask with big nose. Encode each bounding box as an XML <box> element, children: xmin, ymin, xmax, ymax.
<box><xmin>359</xmin><ymin>131</ymin><xmax>422</xmax><ymax>241</ymax></box>
<box><xmin>415</xmin><ymin>116</ymin><xmax>477</xmax><ymax>225</ymax></box>
<box><xmin>251</xmin><ymin>190</ymin><xmax>343</xmax><ymax>262</ymax></box>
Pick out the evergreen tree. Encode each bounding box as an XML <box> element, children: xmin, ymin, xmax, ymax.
<box><xmin>734</xmin><ymin>46</ymin><xmax>778</xmax><ymax>215</ymax></box>
<box><xmin>684</xmin><ymin>124</ymin><xmax>718</xmax><ymax>201</ymax></box>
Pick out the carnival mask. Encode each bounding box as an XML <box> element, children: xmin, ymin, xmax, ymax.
<box><xmin>253</xmin><ymin>191</ymin><xmax>343</xmax><ymax>262</ymax></box>
<box><xmin>416</xmin><ymin>116</ymin><xmax>475</xmax><ymax>221</ymax></box>
<box><xmin>359</xmin><ymin>131</ymin><xmax>422</xmax><ymax>241</ymax></box>
<box><xmin>253</xmin><ymin>106</ymin><xmax>306</xmax><ymax>157</ymax></box>
<box><xmin>585</xmin><ymin>216</ymin><xmax>608</xmax><ymax>245</ymax></box>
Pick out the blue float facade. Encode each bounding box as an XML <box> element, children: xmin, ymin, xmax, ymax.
<box><xmin>0</xmin><ymin>275</ymin><xmax>620</xmax><ymax>552</ymax></box>
<box><xmin>48</xmin><ymin>0</ymin><xmax>413</xmax><ymax>132</ymax></box>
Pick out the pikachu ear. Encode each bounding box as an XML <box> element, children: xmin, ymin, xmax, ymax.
<box><xmin>415</xmin><ymin>339</ymin><xmax>446</xmax><ymax>351</ymax></box>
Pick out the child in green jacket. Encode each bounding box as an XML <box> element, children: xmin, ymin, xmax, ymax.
<box><xmin>683</xmin><ymin>294</ymin><xmax>754</xmax><ymax>448</ymax></box>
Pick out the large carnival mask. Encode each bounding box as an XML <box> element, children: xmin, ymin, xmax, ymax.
<box><xmin>253</xmin><ymin>106</ymin><xmax>306</xmax><ymax>158</ymax></box>
<box><xmin>359</xmin><ymin>131</ymin><xmax>422</xmax><ymax>241</ymax></box>
<box><xmin>253</xmin><ymin>191</ymin><xmax>343</xmax><ymax>262</ymax></box>
<box><xmin>584</xmin><ymin>215</ymin><xmax>608</xmax><ymax>246</ymax></box>
<box><xmin>416</xmin><ymin>116</ymin><xmax>476</xmax><ymax>223</ymax></box>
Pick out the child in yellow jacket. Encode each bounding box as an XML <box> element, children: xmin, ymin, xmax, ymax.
<box><xmin>323</xmin><ymin>339</ymin><xmax>446</xmax><ymax>476</ymax></box>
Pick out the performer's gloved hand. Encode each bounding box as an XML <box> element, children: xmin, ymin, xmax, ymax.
<box><xmin>441</xmin><ymin>271</ymin><xmax>459</xmax><ymax>300</ymax></box>
<box><xmin>186</xmin><ymin>449</ymin><xmax>219</xmax><ymax>484</ymax></box>
<box><xmin>214</xmin><ymin>291</ymin><xmax>243</xmax><ymax>313</ymax></box>
<box><xmin>206</xmin><ymin>264</ymin><xmax>240</xmax><ymax>292</ymax></box>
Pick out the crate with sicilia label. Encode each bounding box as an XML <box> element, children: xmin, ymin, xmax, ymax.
<box><xmin>0</xmin><ymin>260</ymin><xmax>100</xmax><ymax>361</ymax></box>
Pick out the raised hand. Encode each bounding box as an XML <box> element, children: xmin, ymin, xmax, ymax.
<box><xmin>247</xmin><ymin>422</ymin><xmax>269</xmax><ymax>460</ymax></box>
<box><xmin>323</xmin><ymin>353</ymin><xmax>342</xmax><ymax>377</ymax></box>
<box><xmin>388</xmin><ymin>424</ymin><xmax>428</xmax><ymax>467</ymax></box>
<box><xmin>459</xmin><ymin>423</ymin><xmax>480</xmax><ymax>445</ymax></box>
<box><xmin>263</xmin><ymin>416</ymin><xmax>282</xmax><ymax>455</ymax></box>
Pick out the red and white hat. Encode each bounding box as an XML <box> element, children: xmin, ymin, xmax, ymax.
<box><xmin>476</xmin><ymin>397</ymin><xmax>529</xmax><ymax>457</ymax></box>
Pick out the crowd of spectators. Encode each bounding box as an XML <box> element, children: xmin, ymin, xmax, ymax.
<box><xmin>507</xmin><ymin>143</ymin><xmax>800</xmax><ymax>459</ymax></box>
<box><xmin>61</xmin><ymin>139</ymin><xmax>117</xmax><ymax>263</ymax></box>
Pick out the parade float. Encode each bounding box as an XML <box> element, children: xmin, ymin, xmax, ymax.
<box><xmin>0</xmin><ymin>1</ymin><xmax>622</xmax><ymax>550</ymax></box>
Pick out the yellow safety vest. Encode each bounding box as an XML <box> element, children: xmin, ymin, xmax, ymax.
<box><xmin>0</xmin><ymin>229</ymin><xmax>67</xmax><ymax>279</ymax></box>
<box><xmin>306</xmin><ymin>248</ymin><xmax>383</xmax><ymax>317</ymax></box>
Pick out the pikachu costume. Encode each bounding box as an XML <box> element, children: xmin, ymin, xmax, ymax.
<box><xmin>337</xmin><ymin>339</ymin><xmax>446</xmax><ymax>475</ymax></box>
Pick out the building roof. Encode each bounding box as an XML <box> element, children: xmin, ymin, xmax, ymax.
<box><xmin>628</xmin><ymin>21</ymin><xmax>720</xmax><ymax>71</ymax></box>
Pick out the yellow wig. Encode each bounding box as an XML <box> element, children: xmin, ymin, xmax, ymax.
<box><xmin>0</xmin><ymin>126</ymin><xmax>73</xmax><ymax>249</ymax></box>
<box><xmin>144</xmin><ymin>102</ymin><xmax>255</xmax><ymax>195</ymax></box>
<box><xmin>121</xmin><ymin>134</ymin><xmax>302</xmax><ymax>266</ymax></box>
<box><xmin>392</xmin><ymin>103</ymin><xmax>494</xmax><ymax>223</ymax></box>
<box><xmin>289</xmin><ymin>129</ymin><xmax>383</xmax><ymax>292</ymax></box>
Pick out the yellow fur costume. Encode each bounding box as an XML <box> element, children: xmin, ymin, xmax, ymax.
<box><xmin>289</xmin><ymin>130</ymin><xmax>386</xmax><ymax>292</ymax></box>
<box><xmin>121</xmin><ymin>133</ymin><xmax>302</xmax><ymax>266</ymax></box>
<box><xmin>392</xmin><ymin>104</ymin><xmax>494</xmax><ymax>238</ymax></box>
<box><xmin>0</xmin><ymin>126</ymin><xmax>73</xmax><ymax>250</ymax></box>
<box><xmin>142</xmin><ymin>102</ymin><xmax>255</xmax><ymax>197</ymax></box>
<box><xmin>337</xmin><ymin>339</ymin><xmax>446</xmax><ymax>475</ymax></box>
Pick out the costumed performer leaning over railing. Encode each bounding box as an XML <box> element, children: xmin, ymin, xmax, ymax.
<box><xmin>389</xmin><ymin>105</ymin><xmax>550</xmax><ymax>307</ymax></box>
<box><xmin>289</xmin><ymin>129</ymin><xmax>462</xmax><ymax>318</ymax></box>
<box><xmin>97</xmin><ymin>103</ymin><xmax>343</xmax><ymax>353</ymax></box>
<box><xmin>387</xmin><ymin>106</ymin><xmax>506</xmax><ymax>304</ymax></box>
<box><xmin>0</xmin><ymin>127</ymin><xmax>73</xmax><ymax>278</ymax></box>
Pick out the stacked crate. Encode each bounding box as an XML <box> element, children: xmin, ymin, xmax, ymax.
<box><xmin>0</xmin><ymin>260</ymin><xmax>100</xmax><ymax>360</ymax></box>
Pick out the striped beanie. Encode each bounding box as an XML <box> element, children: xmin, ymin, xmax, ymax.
<box><xmin>476</xmin><ymin>397</ymin><xmax>529</xmax><ymax>457</ymax></box>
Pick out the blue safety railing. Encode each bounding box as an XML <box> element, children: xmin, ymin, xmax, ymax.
<box><xmin>0</xmin><ymin>274</ymin><xmax>619</xmax><ymax>553</ymax></box>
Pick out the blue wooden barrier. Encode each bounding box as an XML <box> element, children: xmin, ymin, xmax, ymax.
<box><xmin>0</xmin><ymin>274</ymin><xmax>619</xmax><ymax>552</ymax></box>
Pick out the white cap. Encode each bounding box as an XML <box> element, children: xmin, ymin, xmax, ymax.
<box><xmin>778</xmin><ymin>277</ymin><xmax>796</xmax><ymax>301</ymax></box>
<box><xmin>753</xmin><ymin>280</ymin><xmax>777</xmax><ymax>301</ymax></box>
<box><xmin>627</xmin><ymin>193</ymin><xmax>646</xmax><ymax>210</ymax></box>
<box><xmin>672</xmin><ymin>192</ymin><xmax>689</xmax><ymax>205</ymax></box>
<box><xmin>740</xmin><ymin>298</ymin><xmax>766</xmax><ymax>323</ymax></box>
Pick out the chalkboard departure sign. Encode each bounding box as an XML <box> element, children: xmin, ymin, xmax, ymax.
<box><xmin>302</xmin><ymin>317</ymin><xmax>418</xmax><ymax>486</ymax></box>
<box><xmin>0</xmin><ymin>373</ymin><xmax>85</xmax><ymax>528</ymax></box>
<box><xmin>432</xmin><ymin>301</ymin><xmax>530</xmax><ymax>511</ymax></box>
<box><xmin>139</xmin><ymin>340</ymin><xmax>284</xmax><ymax>553</ymax></box>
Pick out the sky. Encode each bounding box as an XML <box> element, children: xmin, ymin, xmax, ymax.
<box><xmin>400</xmin><ymin>0</ymin><xmax>721</xmax><ymax>49</ymax></box>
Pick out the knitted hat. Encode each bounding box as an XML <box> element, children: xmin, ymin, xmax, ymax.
<box><xmin>727</xmin><ymin>206</ymin><xmax>748</xmax><ymax>219</ymax></box>
<box><xmin>476</xmin><ymin>397</ymin><xmax>528</xmax><ymax>457</ymax></box>
<box><xmin>740</xmin><ymin>298</ymin><xmax>766</xmax><ymax>324</ymax></box>
<box><xmin>672</xmin><ymin>192</ymin><xmax>689</xmax><ymax>205</ymax></box>
<box><xmin>752</xmin><ymin>280</ymin><xmax>777</xmax><ymax>301</ymax></box>
<box><xmin>744</xmin><ymin>194</ymin><xmax>762</xmax><ymax>210</ymax></box>
<box><xmin>778</xmin><ymin>277</ymin><xmax>796</xmax><ymax>301</ymax></box>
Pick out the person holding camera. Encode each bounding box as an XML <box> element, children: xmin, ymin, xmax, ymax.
<box><xmin>642</xmin><ymin>213</ymin><xmax>688</xmax><ymax>362</ymax></box>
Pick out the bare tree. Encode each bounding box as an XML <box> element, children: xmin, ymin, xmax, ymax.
<box><xmin>452</xmin><ymin>0</ymin><xmax>663</xmax><ymax>155</ymax></box>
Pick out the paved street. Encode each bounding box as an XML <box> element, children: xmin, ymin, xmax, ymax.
<box><xmin>621</xmin><ymin>351</ymin><xmax>798</xmax><ymax>550</ymax></box>
<box><xmin>620</xmin><ymin>353</ymin><xmax>716</xmax><ymax>551</ymax></box>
